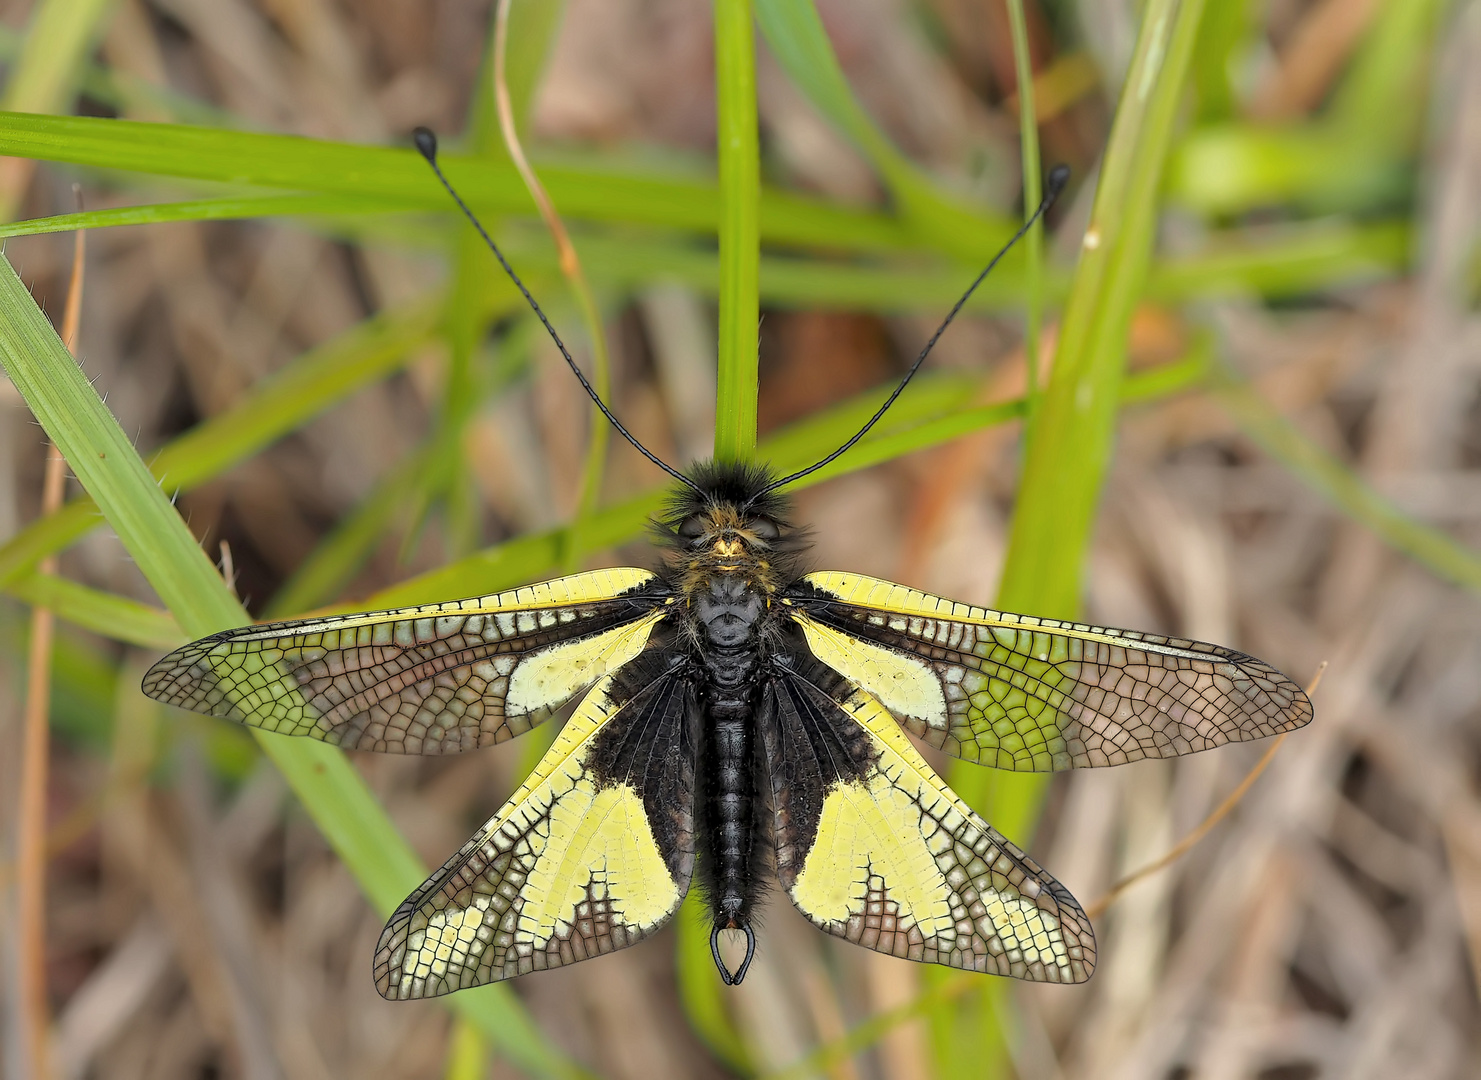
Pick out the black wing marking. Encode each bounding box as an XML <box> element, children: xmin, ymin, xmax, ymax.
<box><xmin>375</xmin><ymin>648</ymin><xmax>696</xmax><ymax>997</ymax></box>
<box><xmin>786</xmin><ymin>571</ymin><xmax>1311</xmax><ymax>772</ymax></box>
<box><xmin>761</xmin><ymin>647</ymin><xmax>1095</xmax><ymax>983</ymax></box>
<box><xmin>142</xmin><ymin>569</ymin><xmax>671</xmax><ymax>754</ymax></box>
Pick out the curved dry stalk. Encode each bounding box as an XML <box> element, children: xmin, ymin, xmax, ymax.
<box><xmin>15</xmin><ymin>217</ymin><xmax>85</xmax><ymax>1080</ymax></box>
<box><xmin>493</xmin><ymin>0</ymin><xmax>610</xmax><ymax>567</ymax></box>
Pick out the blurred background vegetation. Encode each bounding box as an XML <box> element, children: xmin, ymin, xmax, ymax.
<box><xmin>0</xmin><ymin>0</ymin><xmax>1479</xmax><ymax>1077</ymax></box>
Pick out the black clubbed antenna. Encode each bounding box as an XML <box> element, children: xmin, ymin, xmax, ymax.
<box><xmin>412</xmin><ymin>127</ymin><xmax>702</xmax><ymax>495</ymax></box>
<box><xmin>754</xmin><ymin>164</ymin><xmax>1071</xmax><ymax>500</ymax></box>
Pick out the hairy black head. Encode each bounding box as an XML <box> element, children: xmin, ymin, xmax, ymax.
<box><xmin>655</xmin><ymin>460</ymin><xmax>807</xmax><ymax>586</ymax></box>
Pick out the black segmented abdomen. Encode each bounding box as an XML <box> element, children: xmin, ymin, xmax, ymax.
<box><xmin>701</xmin><ymin>673</ymin><xmax>757</xmax><ymax>928</ymax></box>
<box><xmin>692</xmin><ymin>576</ymin><xmax>768</xmax><ymax>929</ymax></box>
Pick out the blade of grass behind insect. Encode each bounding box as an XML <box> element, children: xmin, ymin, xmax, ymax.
<box><xmin>1170</xmin><ymin>0</ymin><xmax>1448</xmax><ymax>216</ymax></box>
<box><xmin>0</xmin><ymin>111</ymin><xmax>920</xmax><ymax>254</ymax></box>
<box><xmin>712</xmin><ymin>0</ymin><xmax>761</xmax><ymax>464</ymax></box>
<box><xmin>669</xmin><ymin>0</ymin><xmax>763</xmax><ymax>1063</ymax></box>
<box><xmin>677</xmin><ymin>892</ymin><xmax>755</xmax><ymax>1075</ymax></box>
<box><xmin>1210</xmin><ymin>359</ymin><xmax>1481</xmax><ymax>592</ymax></box>
<box><xmin>971</xmin><ymin>0</ymin><xmax>1210</xmax><ymax>1072</ymax></box>
<box><xmin>443</xmin><ymin>1015</ymin><xmax>490</xmax><ymax>1080</ymax></box>
<box><xmin>0</xmin><ymin>199</ymin><xmax>1408</xmax><ymax>317</ymax></box>
<box><xmin>1001</xmin><ymin>0</ymin><xmax>1209</xmax><ymax>618</ymax></box>
<box><xmin>1326</xmin><ymin>0</ymin><xmax>1449</xmax><ymax>148</ymax></box>
<box><xmin>753</xmin><ymin>0</ymin><xmax>1015</xmax><ymax>258</ymax></box>
<box><xmin>0</xmin><ymin>256</ymin><xmax>587</xmax><ymax>1079</ymax></box>
<box><xmin>1188</xmin><ymin>0</ymin><xmax>1251</xmax><ymax>122</ymax></box>
<box><xmin>0</xmin><ymin>194</ymin><xmax>410</xmax><ymax>237</ymax></box>
<box><xmin>0</xmin><ymin>291</ymin><xmax>448</xmax><ymax>590</ymax></box>
<box><xmin>7</xmin><ymin>573</ymin><xmax>182</xmax><ymax>648</ymax></box>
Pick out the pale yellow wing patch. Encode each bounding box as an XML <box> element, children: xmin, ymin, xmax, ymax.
<box><xmin>792</xmin><ymin>571</ymin><xmax>1311</xmax><ymax>771</ymax></box>
<box><xmin>375</xmin><ymin>668</ymin><xmax>694</xmax><ymax>997</ymax></box>
<box><xmin>778</xmin><ymin>678</ymin><xmax>1094</xmax><ymax>983</ymax></box>
<box><xmin>792</xmin><ymin>613</ymin><xmax>947</xmax><ymax>735</ymax></box>
<box><xmin>143</xmin><ymin>568</ymin><xmax>668</xmax><ymax>753</ymax></box>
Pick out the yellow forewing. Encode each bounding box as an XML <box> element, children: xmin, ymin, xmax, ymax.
<box><xmin>792</xmin><ymin>571</ymin><xmax>1311</xmax><ymax>771</ymax></box>
<box><xmin>783</xmin><ymin>682</ymin><xmax>1094</xmax><ymax>983</ymax></box>
<box><xmin>142</xmin><ymin>568</ymin><xmax>668</xmax><ymax>753</ymax></box>
<box><xmin>376</xmin><ymin>670</ymin><xmax>692</xmax><ymax>998</ymax></box>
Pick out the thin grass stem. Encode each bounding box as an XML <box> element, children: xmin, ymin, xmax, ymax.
<box><xmin>15</xmin><ymin>222</ymin><xmax>83</xmax><ymax>1080</ymax></box>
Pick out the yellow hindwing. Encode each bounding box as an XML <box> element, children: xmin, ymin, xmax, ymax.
<box><xmin>787</xmin><ymin>684</ymin><xmax>1094</xmax><ymax>983</ymax></box>
<box><xmin>377</xmin><ymin>671</ymin><xmax>688</xmax><ymax>997</ymax></box>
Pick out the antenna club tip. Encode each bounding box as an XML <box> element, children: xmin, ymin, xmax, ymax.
<box><xmin>1046</xmin><ymin>164</ymin><xmax>1071</xmax><ymax>200</ymax></box>
<box><xmin>412</xmin><ymin>126</ymin><xmax>438</xmax><ymax>162</ymax></box>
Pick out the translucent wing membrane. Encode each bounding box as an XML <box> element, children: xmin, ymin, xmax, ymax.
<box><xmin>141</xmin><ymin>569</ymin><xmax>668</xmax><ymax>754</ymax></box>
<box><xmin>788</xmin><ymin>572</ymin><xmax>1312</xmax><ymax>772</ymax></box>
<box><xmin>763</xmin><ymin>652</ymin><xmax>1094</xmax><ymax>982</ymax></box>
<box><xmin>375</xmin><ymin>653</ymin><xmax>696</xmax><ymax>998</ymax></box>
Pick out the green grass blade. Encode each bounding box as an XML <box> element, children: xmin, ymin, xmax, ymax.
<box><xmin>669</xmin><ymin>2</ymin><xmax>763</xmax><ymax>1055</ymax></box>
<box><xmin>1</xmin><ymin>0</ymin><xmax>114</xmax><ymax>110</ymax></box>
<box><xmin>0</xmin><ymin>294</ymin><xmax>443</xmax><ymax>588</ymax></box>
<box><xmin>984</xmin><ymin>0</ymin><xmax>1210</xmax><ymax>1071</ymax></box>
<box><xmin>0</xmin><ymin>200</ymin><xmax>1408</xmax><ymax>316</ymax></box>
<box><xmin>676</xmin><ymin>893</ymin><xmax>755</xmax><ymax>1073</ymax></box>
<box><xmin>713</xmin><ymin>0</ymin><xmax>760</xmax><ymax>462</ymax></box>
<box><xmin>1327</xmin><ymin>0</ymin><xmax>1448</xmax><ymax>146</ymax></box>
<box><xmin>753</xmin><ymin>0</ymin><xmax>1013</xmax><ymax>256</ymax></box>
<box><xmin>507</xmin><ymin>215</ymin><xmax>1405</xmax><ymax>313</ymax></box>
<box><xmin>6</xmin><ymin>573</ymin><xmax>183</xmax><ymax>648</ymax></box>
<box><xmin>1000</xmin><ymin>0</ymin><xmax>1209</xmax><ymax>618</ymax></box>
<box><xmin>0</xmin><ymin>195</ymin><xmax>405</xmax><ymax>237</ymax></box>
<box><xmin>1168</xmin><ymin>125</ymin><xmax>1402</xmax><ymax>216</ymax></box>
<box><xmin>0</xmin><ymin>256</ymin><xmax>584</xmax><ymax>1079</ymax></box>
<box><xmin>0</xmin><ymin>111</ymin><xmax>917</xmax><ymax>254</ymax></box>
<box><xmin>442</xmin><ymin>1015</ymin><xmax>489</xmax><ymax>1080</ymax></box>
<box><xmin>1145</xmin><ymin>220</ymin><xmax>1409</xmax><ymax>299</ymax></box>
<box><xmin>1211</xmin><ymin>361</ymin><xmax>1481</xmax><ymax>592</ymax></box>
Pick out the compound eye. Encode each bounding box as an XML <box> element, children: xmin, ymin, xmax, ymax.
<box><xmin>677</xmin><ymin>515</ymin><xmax>707</xmax><ymax>540</ymax></box>
<box><xmin>750</xmin><ymin>518</ymin><xmax>780</xmax><ymax>541</ymax></box>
